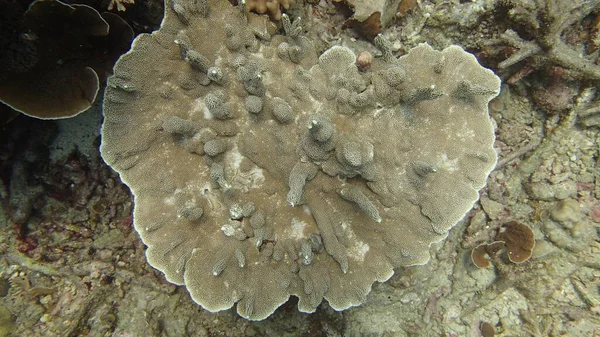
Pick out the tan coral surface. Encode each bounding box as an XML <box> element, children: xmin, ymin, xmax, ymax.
<box><xmin>100</xmin><ymin>0</ymin><xmax>500</xmax><ymax>320</ymax></box>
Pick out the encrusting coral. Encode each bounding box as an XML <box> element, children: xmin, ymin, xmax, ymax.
<box><xmin>100</xmin><ymin>0</ymin><xmax>500</xmax><ymax>320</ymax></box>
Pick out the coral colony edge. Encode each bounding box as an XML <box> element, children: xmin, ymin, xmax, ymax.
<box><xmin>100</xmin><ymin>0</ymin><xmax>500</xmax><ymax>320</ymax></box>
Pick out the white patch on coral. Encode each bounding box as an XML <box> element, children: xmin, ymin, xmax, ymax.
<box><xmin>455</xmin><ymin>122</ymin><xmax>475</xmax><ymax>139</ymax></box>
<box><xmin>456</xmin><ymin>129</ymin><xmax>475</xmax><ymax>139</ymax></box>
<box><xmin>227</xmin><ymin>143</ymin><xmax>244</xmax><ymax>170</ymax></box>
<box><xmin>199</xmin><ymin>183</ymin><xmax>224</xmax><ymax>212</ymax></box>
<box><xmin>191</xmin><ymin>98</ymin><xmax>212</xmax><ymax>119</ymax></box>
<box><xmin>221</xmin><ymin>221</ymin><xmax>240</xmax><ymax>236</ymax></box>
<box><xmin>343</xmin><ymin>221</ymin><xmax>370</xmax><ymax>262</ymax></box>
<box><xmin>226</xmin><ymin>142</ymin><xmax>265</xmax><ymax>190</ymax></box>
<box><xmin>183</xmin><ymin>198</ymin><xmax>197</xmax><ymax>207</ymax></box>
<box><xmin>349</xmin><ymin>240</ymin><xmax>370</xmax><ymax>262</ymax></box>
<box><xmin>163</xmin><ymin>185</ymin><xmax>182</xmax><ymax>205</ymax></box>
<box><xmin>439</xmin><ymin>153</ymin><xmax>459</xmax><ymax>172</ymax></box>
<box><xmin>341</xmin><ymin>221</ymin><xmax>348</xmax><ymax>231</ymax></box>
<box><xmin>164</xmin><ymin>195</ymin><xmax>176</xmax><ymax>205</ymax></box>
<box><xmin>290</xmin><ymin>218</ymin><xmax>307</xmax><ymax>240</ymax></box>
<box><xmin>160</xmin><ymin>81</ymin><xmax>178</xmax><ymax>93</ymax></box>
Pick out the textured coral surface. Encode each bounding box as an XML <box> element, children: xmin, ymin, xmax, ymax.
<box><xmin>100</xmin><ymin>0</ymin><xmax>499</xmax><ymax>320</ymax></box>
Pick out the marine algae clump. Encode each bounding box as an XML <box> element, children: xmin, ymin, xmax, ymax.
<box><xmin>100</xmin><ymin>0</ymin><xmax>500</xmax><ymax>320</ymax></box>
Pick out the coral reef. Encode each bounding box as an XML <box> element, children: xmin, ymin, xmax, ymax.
<box><xmin>100</xmin><ymin>0</ymin><xmax>499</xmax><ymax>320</ymax></box>
<box><xmin>0</xmin><ymin>0</ymin><xmax>598</xmax><ymax>335</ymax></box>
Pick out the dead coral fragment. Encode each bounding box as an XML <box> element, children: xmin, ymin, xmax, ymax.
<box><xmin>0</xmin><ymin>305</ymin><xmax>15</xmax><ymax>337</ymax></box>
<box><xmin>343</xmin><ymin>12</ymin><xmax>382</xmax><ymax>41</ymax></box>
<box><xmin>497</xmin><ymin>0</ymin><xmax>600</xmax><ymax>81</ymax></box>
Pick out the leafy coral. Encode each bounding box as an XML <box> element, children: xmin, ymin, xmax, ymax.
<box><xmin>100</xmin><ymin>0</ymin><xmax>500</xmax><ymax>320</ymax></box>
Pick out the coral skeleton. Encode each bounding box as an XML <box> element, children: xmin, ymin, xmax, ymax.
<box><xmin>498</xmin><ymin>0</ymin><xmax>600</xmax><ymax>80</ymax></box>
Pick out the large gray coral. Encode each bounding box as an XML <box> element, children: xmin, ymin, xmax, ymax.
<box><xmin>100</xmin><ymin>0</ymin><xmax>500</xmax><ymax>321</ymax></box>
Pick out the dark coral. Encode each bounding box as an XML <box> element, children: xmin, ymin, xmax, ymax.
<box><xmin>0</xmin><ymin>0</ymin><xmax>133</xmax><ymax>119</ymax></box>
